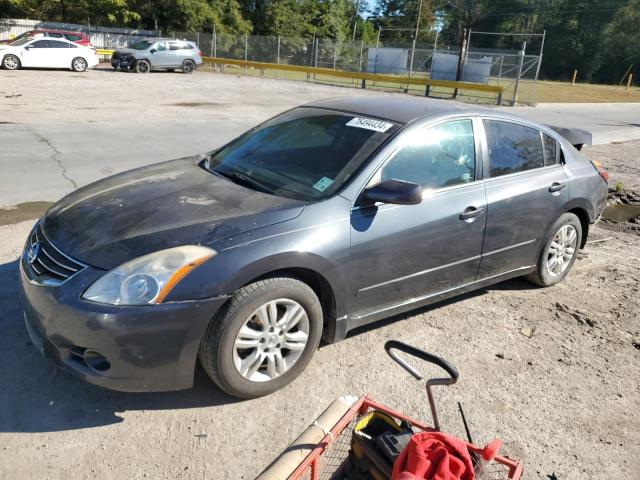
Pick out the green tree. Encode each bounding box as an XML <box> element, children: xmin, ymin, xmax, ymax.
<box><xmin>374</xmin><ymin>0</ymin><xmax>436</xmax><ymax>42</ymax></box>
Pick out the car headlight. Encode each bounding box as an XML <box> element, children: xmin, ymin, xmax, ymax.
<box><xmin>83</xmin><ymin>245</ymin><xmax>216</xmax><ymax>305</ymax></box>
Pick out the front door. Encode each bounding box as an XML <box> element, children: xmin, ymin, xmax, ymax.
<box><xmin>150</xmin><ymin>41</ymin><xmax>171</xmax><ymax>67</ymax></box>
<box><xmin>21</xmin><ymin>39</ymin><xmax>51</xmax><ymax>67</ymax></box>
<box><xmin>478</xmin><ymin>118</ymin><xmax>569</xmax><ymax>277</ymax></box>
<box><xmin>349</xmin><ymin>118</ymin><xmax>487</xmax><ymax>317</ymax></box>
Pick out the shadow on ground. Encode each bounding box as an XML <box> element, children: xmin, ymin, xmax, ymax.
<box><xmin>0</xmin><ymin>259</ymin><xmax>240</xmax><ymax>434</ymax></box>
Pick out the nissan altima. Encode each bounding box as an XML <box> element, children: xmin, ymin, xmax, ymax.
<box><xmin>19</xmin><ymin>96</ymin><xmax>608</xmax><ymax>398</ymax></box>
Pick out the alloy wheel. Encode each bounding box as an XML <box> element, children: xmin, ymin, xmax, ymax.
<box><xmin>3</xmin><ymin>55</ymin><xmax>19</xmax><ymax>70</ymax></box>
<box><xmin>72</xmin><ymin>58</ymin><xmax>87</xmax><ymax>72</ymax></box>
<box><xmin>232</xmin><ymin>298</ymin><xmax>309</xmax><ymax>383</ymax></box>
<box><xmin>183</xmin><ymin>60</ymin><xmax>194</xmax><ymax>73</ymax></box>
<box><xmin>546</xmin><ymin>224</ymin><xmax>578</xmax><ymax>276</ymax></box>
<box><xmin>136</xmin><ymin>60</ymin><xmax>150</xmax><ymax>73</ymax></box>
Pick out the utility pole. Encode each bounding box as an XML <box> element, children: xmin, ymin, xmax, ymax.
<box><xmin>454</xmin><ymin>28</ymin><xmax>467</xmax><ymax>98</ymax></box>
<box><xmin>408</xmin><ymin>0</ymin><xmax>424</xmax><ymax>78</ymax></box>
<box><xmin>352</xmin><ymin>0</ymin><xmax>362</xmax><ymax>42</ymax></box>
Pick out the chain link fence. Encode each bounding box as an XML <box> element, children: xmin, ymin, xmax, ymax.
<box><xmin>1</xmin><ymin>19</ymin><xmax>543</xmax><ymax>105</ymax></box>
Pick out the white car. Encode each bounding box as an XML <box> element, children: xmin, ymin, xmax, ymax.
<box><xmin>0</xmin><ymin>36</ymin><xmax>99</xmax><ymax>72</ymax></box>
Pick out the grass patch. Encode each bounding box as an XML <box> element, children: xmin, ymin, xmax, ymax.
<box><xmin>201</xmin><ymin>63</ymin><xmax>640</xmax><ymax>105</ymax></box>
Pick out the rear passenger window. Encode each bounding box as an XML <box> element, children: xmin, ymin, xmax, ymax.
<box><xmin>65</xmin><ymin>34</ymin><xmax>82</xmax><ymax>42</ymax></box>
<box><xmin>49</xmin><ymin>40</ymin><xmax>69</xmax><ymax>48</ymax></box>
<box><xmin>543</xmin><ymin>133</ymin><xmax>558</xmax><ymax>166</ymax></box>
<box><xmin>484</xmin><ymin>120</ymin><xmax>544</xmax><ymax>177</ymax></box>
<box><xmin>376</xmin><ymin>119</ymin><xmax>476</xmax><ymax>189</ymax></box>
<box><xmin>169</xmin><ymin>42</ymin><xmax>180</xmax><ymax>51</ymax></box>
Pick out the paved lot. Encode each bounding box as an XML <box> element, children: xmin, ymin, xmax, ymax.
<box><xmin>0</xmin><ymin>68</ymin><xmax>639</xmax><ymax>480</ymax></box>
<box><xmin>2</xmin><ymin>69</ymin><xmax>640</xmax><ymax>208</ymax></box>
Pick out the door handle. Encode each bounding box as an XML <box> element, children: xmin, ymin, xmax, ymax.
<box><xmin>459</xmin><ymin>206</ymin><xmax>485</xmax><ymax>221</ymax></box>
<box><xmin>549</xmin><ymin>182</ymin><xmax>567</xmax><ymax>193</ymax></box>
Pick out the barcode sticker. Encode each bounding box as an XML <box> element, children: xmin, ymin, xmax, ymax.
<box><xmin>346</xmin><ymin>117</ymin><xmax>394</xmax><ymax>133</ymax></box>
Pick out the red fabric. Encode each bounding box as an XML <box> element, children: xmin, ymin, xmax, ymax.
<box><xmin>391</xmin><ymin>432</ymin><xmax>475</xmax><ymax>480</ymax></box>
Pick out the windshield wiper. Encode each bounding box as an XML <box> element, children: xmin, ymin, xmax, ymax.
<box><xmin>215</xmin><ymin>169</ymin><xmax>274</xmax><ymax>194</ymax></box>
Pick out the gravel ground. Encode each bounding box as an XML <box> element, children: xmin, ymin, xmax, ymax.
<box><xmin>0</xmin><ymin>68</ymin><xmax>639</xmax><ymax>480</ymax></box>
<box><xmin>583</xmin><ymin>140</ymin><xmax>640</xmax><ymax>191</ymax></box>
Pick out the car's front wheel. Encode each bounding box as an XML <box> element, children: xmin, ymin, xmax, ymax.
<box><xmin>135</xmin><ymin>59</ymin><xmax>151</xmax><ymax>73</ymax></box>
<box><xmin>2</xmin><ymin>54</ymin><xmax>20</xmax><ymax>70</ymax></box>
<box><xmin>199</xmin><ymin>276</ymin><xmax>323</xmax><ymax>398</ymax></box>
<box><xmin>71</xmin><ymin>57</ymin><xmax>88</xmax><ymax>72</ymax></box>
<box><xmin>526</xmin><ymin>212</ymin><xmax>582</xmax><ymax>287</ymax></box>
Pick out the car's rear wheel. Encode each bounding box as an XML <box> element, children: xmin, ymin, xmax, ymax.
<box><xmin>2</xmin><ymin>54</ymin><xmax>20</xmax><ymax>70</ymax></box>
<box><xmin>71</xmin><ymin>57</ymin><xmax>87</xmax><ymax>72</ymax></box>
<box><xmin>135</xmin><ymin>59</ymin><xmax>151</xmax><ymax>74</ymax></box>
<box><xmin>526</xmin><ymin>213</ymin><xmax>582</xmax><ymax>287</ymax></box>
<box><xmin>182</xmin><ymin>59</ymin><xmax>195</xmax><ymax>74</ymax></box>
<box><xmin>199</xmin><ymin>276</ymin><xmax>323</xmax><ymax>398</ymax></box>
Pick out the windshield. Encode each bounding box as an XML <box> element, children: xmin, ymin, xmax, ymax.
<box><xmin>205</xmin><ymin>108</ymin><xmax>398</xmax><ymax>200</ymax></box>
<box><xmin>10</xmin><ymin>37</ymin><xmax>33</xmax><ymax>46</ymax></box>
<box><xmin>129</xmin><ymin>40</ymin><xmax>154</xmax><ymax>50</ymax></box>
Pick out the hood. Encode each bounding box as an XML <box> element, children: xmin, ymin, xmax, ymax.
<box><xmin>42</xmin><ymin>156</ymin><xmax>306</xmax><ymax>269</ymax></box>
<box><xmin>114</xmin><ymin>48</ymin><xmax>137</xmax><ymax>55</ymax></box>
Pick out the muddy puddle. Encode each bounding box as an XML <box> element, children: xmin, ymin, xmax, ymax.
<box><xmin>599</xmin><ymin>191</ymin><xmax>640</xmax><ymax>235</ymax></box>
<box><xmin>0</xmin><ymin>202</ymin><xmax>53</xmax><ymax>226</ymax></box>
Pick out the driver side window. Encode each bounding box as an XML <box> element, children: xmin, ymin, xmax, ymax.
<box><xmin>373</xmin><ymin>119</ymin><xmax>476</xmax><ymax>189</ymax></box>
<box><xmin>155</xmin><ymin>42</ymin><xmax>168</xmax><ymax>51</ymax></box>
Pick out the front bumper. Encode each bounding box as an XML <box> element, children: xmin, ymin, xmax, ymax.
<box><xmin>111</xmin><ymin>56</ymin><xmax>133</xmax><ymax>70</ymax></box>
<box><xmin>19</xmin><ymin>261</ymin><xmax>227</xmax><ymax>392</ymax></box>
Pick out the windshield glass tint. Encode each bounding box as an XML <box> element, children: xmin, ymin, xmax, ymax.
<box><xmin>130</xmin><ymin>40</ymin><xmax>153</xmax><ymax>50</ymax></box>
<box><xmin>207</xmin><ymin>108</ymin><xmax>397</xmax><ymax>200</ymax></box>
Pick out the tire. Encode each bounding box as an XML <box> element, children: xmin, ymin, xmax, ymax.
<box><xmin>182</xmin><ymin>59</ymin><xmax>195</xmax><ymax>74</ymax></box>
<box><xmin>525</xmin><ymin>213</ymin><xmax>582</xmax><ymax>287</ymax></box>
<box><xmin>2</xmin><ymin>54</ymin><xmax>20</xmax><ymax>70</ymax></box>
<box><xmin>199</xmin><ymin>276</ymin><xmax>323</xmax><ymax>398</ymax></box>
<box><xmin>71</xmin><ymin>57</ymin><xmax>87</xmax><ymax>72</ymax></box>
<box><xmin>135</xmin><ymin>59</ymin><xmax>151</xmax><ymax>74</ymax></box>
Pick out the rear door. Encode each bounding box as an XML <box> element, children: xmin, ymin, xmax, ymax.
<box><xmin>48</xmin><ymin>39</ymin><xmax>74</xmax><ymax>68</ymax></box>
<box><xmin>478</xmin><ymin>118</ymin><xmax>569</xmax><ymax>278</ymax></box>
<box><xmin>166</xmin><ymin>41</ymin><xmax>183</xmax><ymax>67</ymax></box>
<box><xmin>349</xmin><ymin>118</ymin><xmax>487</xmax><ymax>316</ymax></box>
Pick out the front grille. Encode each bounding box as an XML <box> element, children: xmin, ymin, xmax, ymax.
<box><xmin>23</xmin><ymin>222</ymin><xmax>86</xmax><ymax>285</ymax></box>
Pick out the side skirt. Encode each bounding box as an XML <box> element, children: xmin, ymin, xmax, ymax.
<box><xmin>330</xmin><ymin>266</ymin><xmax>535</xmax><ymax>342</ymax></box>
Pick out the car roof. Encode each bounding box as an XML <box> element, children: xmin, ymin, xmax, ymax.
<box><xmin>27</xmin><ymin>36</ymin><xmax>76</xmax><ymax>44</ymax></box>
<box><xmin>304</xmin><ymin>96</ymin><xmax>498</xmax><ymax>124</ymax></box>
<box><xmin>31</xmin><ymin>29</ymin><xmax>85</xmax><ymax>35</ymax></box>
<box><xmin>144</xmin><ymin>37</ymin><xmax>194</xmax><ymax>43</ymax></box>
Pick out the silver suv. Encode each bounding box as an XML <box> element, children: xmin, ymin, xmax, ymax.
<box><xmin>111</xmin><ymin>38</ymin><xmax>203</xmax><ymax>73</ymax></box>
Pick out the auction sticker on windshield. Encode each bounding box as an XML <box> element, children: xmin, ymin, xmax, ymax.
<box><xmin>313</xmin><ymin>176</ymin><xmax>334</xmax><ymax>192</ymax></box>
<box><xmin>346</xmin><ymin>117</ymin><xmax>394</xmax><ymax>133</ymax></box>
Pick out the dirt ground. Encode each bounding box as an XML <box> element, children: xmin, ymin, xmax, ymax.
<box><xmin>0</xmin><ymin>68</ymin><xmax>639</xmax><ymax>480</ymax></box>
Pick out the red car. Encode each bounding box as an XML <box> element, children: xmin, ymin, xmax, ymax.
<box><xmin>0</xmin><ymin>29</ymin><xmax>92</xmax><ymax>46</ymax></box>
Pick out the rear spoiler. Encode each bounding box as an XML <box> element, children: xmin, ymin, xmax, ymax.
<box><xmin>546</xmin><ymin>125</ymin><xmax>592</xmax><ymax>151</ymax></box>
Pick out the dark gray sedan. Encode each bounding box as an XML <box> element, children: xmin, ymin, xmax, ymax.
<box><xmin>19</xmin><ymin>96</ymin><xmax>608</xmax><ymax>398</ymax></box>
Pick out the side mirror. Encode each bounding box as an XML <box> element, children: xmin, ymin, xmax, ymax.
<box><xmin>24</xmin><ymin>45</ymin><xmax>32</xmax><ymax>50</ymax></box>
<box><xmin>150</xmin><ymin>49</ymin><xmax>156</xmax><ymax>54</ymax></box>
<box><xmin>362</xmin><ymin>179</ymin><xmax>422</xmax><ymax>206</ymax></box>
